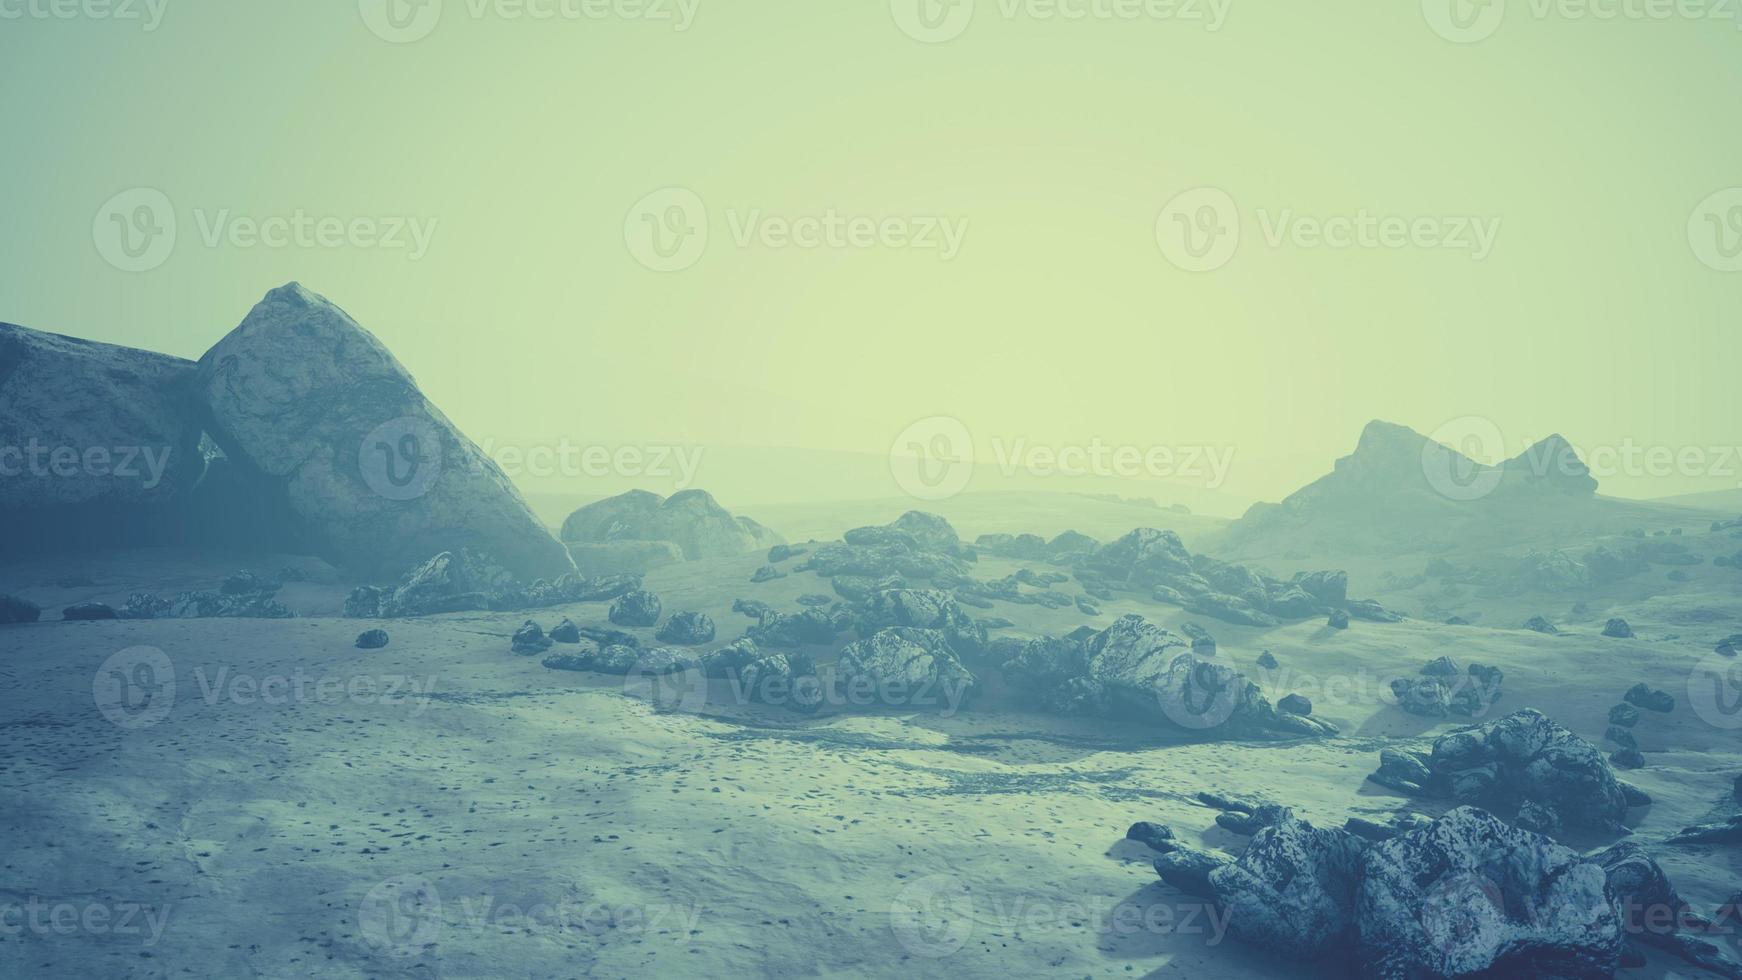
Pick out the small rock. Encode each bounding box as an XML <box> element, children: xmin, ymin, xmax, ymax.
<box><xmin>1125</xmin><ymin>821</ymin><xmax>1175</xmax><ymax>850</ymax></box>
<box><xmin>1608</xmin><ymin>703</ymin><xmax>1640</xmax><ymax>727</ymax></box>
<box><xmin>62</xmin><ymin>602</ymin><xmax>117</xmax><ymax>621</ymax></box>
<box><xmin>355</xmin><ymin>629</ymin><xmax>390</xmax><ymax>649</ymax></box>
<box><xmin>750</xmin><ymin>565</ymin><xmax>785</xmax><ymax>583</ymax></box>
<box><xmin>1419</xmin><ymin>656</ymin><xmax>1459</xmax><ymax>677</ymax></box>
<box><xmin>1279</xmin><ymin>693</ymin><xmax>1313</xmax><ymax>716</ymax></box>
<box><xmin>1624</xmin><ymin>682</ymin><xmax>1675</xmax><ymax>713</ymax></box>
<box><xmin>1522</xmin><ymin>615</ymin><xmax>1559</xmax><ymax>634</ymax></box>
<box><xmin>1327</xmin><ymin>609</ymin><xmax>1350</xmax><ymax>630</ymax></box>
<box><xmin>1075</xmin><ymin>596</ymin><xmax>1100</xmax><ymax>616</ymax></box>
<box><xmin>1602</xmin><ymin>618</ymin><xmax>1635</xmax><ymax>638</ymax></box>
<box><xmin>549</xmin><ymin>618</ymin><xmax>581</xmax><ymax>643</ymax></box>
<box><xmin>608</xmin><ymin>590</ymin><xmax>662</xmax><ymax>628</ymax></box>
<box><xmin>1256</xmin><ymin>650</ymin><xmax>1279</xmax><ymax>670</ymax></box>
<box><xmin>1716</xmin><ymin>634</ymin><xmax>1741</xmax><ymax>657</ymax></box>
<box><xmin>1610</xmin><ymin>747</ymin><xmax>1645</xmax><ymax>770</ymax></box>
<box><xmin>511</xmin><ymin>620</ymin><xmax>552</xmax><ymax>655</ymax></box>
<box><xmin>1605</xmin><ymin>726</ymin><xmax>1638</xmax><ymax>750</ymax></box>
<box><xmin>655</xmin><ymin>612</ymin><xmax>716</xmax><ymax>646</ymax></box>
<box><xmin>0</xmin><ymin>594</ymin><xmax>43</xmax><ymax>625</ymax></box>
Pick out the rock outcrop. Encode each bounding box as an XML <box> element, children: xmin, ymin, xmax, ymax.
<box><xmin>559</xmin><ymin>488</ymin><xmax>782</xmax><ymax>563</ymax></box>
<box><xmin>193</xmin><ymin>284</ymin><xmax>572</xmax><ymax>580</ymax></box>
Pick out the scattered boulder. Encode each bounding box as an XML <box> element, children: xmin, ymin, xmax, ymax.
<box><xmin>1610</xmin><ymin>748</ymin><xmax>1645</xmax><ymax>770</ymax></box>
<box><xmin>549</xmin><ymin>618</ymin><xmax>581</xmax><ymax>644</ymax></box>
<box><xmin>1367</xmin><ymin>709</ymin><xmax>1631</xmax><ymax>834</ymax></box>
<box><xmin>510</xmin><ymin>621</ymin><xmax>552</xmax><ymax>655</ymax></box>
<box><xmin>559</xmin><ymin>488</ymin><xmax>783</xmax><ymax>561</ymax></box>
<box><xmin>1624</xmin><ymin>683</ymin><xmax>1675</xmax><ymax>714</ymax></box>
<box><xmin>833</xmin><ymin>628</ymin><xmax>979</xmax><ymax>710</ymax></box>
<box><xmin>732</xmin><ymin>598</ymin><xmax>774</xmax><ymax>620</ymax></box>
<box><xmin>355</xmin><ymin>629</ymin><xmax>389</xmax><ymax>649</ymax></box>
<box><xmin>1152</xmin><ymin>843</ymin><xmax>1233</xmax><ymax>900</ymax></box>
<box><xmin>1327</xmin><ymin>610</ymin><xmax>1350</xmax><ymax>630</ymax></box>
<box><xmin>1608</xmin><ymin>703</ymin><xmax>1639</xmax><ymax>728</ymax></box>
<box><xmin>1255</xmin><ymin>650</ymin><xmax>1279</xmax><ymax>670</ymax></box>
<box><xmin>750</xmin><ymin>565</ymin><xmax>785</xmax><ymax>583</ymax></box>
<box><xmin>1209</xmin><ymin>815</ymin><xmax>1364</xmax><ymax>959</ymax></box>
<box><xmin>1717</xmin><ymin>634</ymin><xmax>1741</xmax><ymax>657</ymax></box>
<box><xmin>194</xmin><ymin>284</ymin><xmax>573</xmax><ymax>581</ymax></box>
<box><xmin>540</xmin><ymin>640</ymin><xmax>602</xmax><ymax>672</ymax></box>
<box><xmin>699</xmin><ymin>638</ymin><xmax>762</xmax><ymax>679</ymax></box>
<box><xmin>0</xmin><ymin>595</ymin><xmax>42</xmax><ymax>625</ymax></box>
<box><xmin>745</xmin><ymin>608</ymin><xmax>844</xmax><ymax>648</ymax></box>
<box><xmin>1125</xmin><ymin>821</ymin><xmax>1175</xmax><ymax>851</ymax></box>
<box><xmin>608</xmin><ymin>590</ymin><xmax>662</xmax><ymax>628</ymax></box>
<box><xmin>655</xmin><ymin>612</ymin><xmax>716</xmax><ymax>646</ymax></box>
<box><xmin>1667</xmin><ymin>814</ymin><xmax>1742</xmax><ymax>846</ymax></box>
<box><xmin>1279</xmin><ymin>693</ymin><xmax>1313</xmax><ymax>716</ymax></box>
<box><xmin>1602</xmin><ymin>618</ymin><xmax>1635</xmax><ymax>638</ymax></box>
<box><xmin>62</xmin><ymin>602</ymin><xmax>117</xmax><ymax>621</ymax></box>
<box><xmin>767</xmin><ymin>544</ymin><xmax>802</xmax><ymax>563</ymax></box>
<box><xmin>1356</xmin><ymin>807</ymin><xmax>1620</xmax><ymax>979</ymax></box>
<box><xmin>1522</xmin><ymin>615</ymin><xmax>1559</xmax><ymax>635</ymax></box>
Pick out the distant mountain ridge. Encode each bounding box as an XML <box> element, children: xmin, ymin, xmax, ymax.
<box><xmin>1222</xmin><ymin>420</ymin><xmax>1608</xmax><ymax>556</ymax></box>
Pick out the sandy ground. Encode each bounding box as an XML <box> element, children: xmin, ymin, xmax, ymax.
<box><xmin>3</xmin><ymin>534</ymin><xmax>1740</xmax><ymax>979</ymax></box>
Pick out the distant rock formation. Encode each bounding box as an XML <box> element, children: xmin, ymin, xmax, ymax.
<box><xmin>560</xmin><ymin>488</ymin><xmax>783</xmax><ymax>573</ymax></box>
<box><xmin>1226</xmin><ymin>420</ymin><xmax>1603</xmax><ymax>556</ymax></box>
<box><xmin>194</xmin><ymin>284</ymin><xmax>572</xmax><ymax>581</ymax></box>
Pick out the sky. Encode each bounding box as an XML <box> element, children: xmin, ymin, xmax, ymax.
<box><xmin>3</xmin><ymin>0</ymin><xmax>1741</xmax><ymax>507</ymax></box>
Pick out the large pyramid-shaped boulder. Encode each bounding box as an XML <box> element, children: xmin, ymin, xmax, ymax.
<box><xmin>193</xmin><ymin>283</ymin><xmax>572</xmax><ymax>580</ymax></box>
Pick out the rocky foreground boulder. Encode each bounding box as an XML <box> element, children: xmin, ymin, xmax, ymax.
<box><xmin>193</xmin><ymin>283</ymin><xmax>572</xmax><ymax>581</ymax></box>
<box><xmin>1156</xmin><ymin>807</ymin><xmax>1631</xmax><ymax>978</ymax></box>
<box><xmin>1356</xmin><ymin>808</ymin><xmax>1620</xmax><ymax>979</ymax></box>
<box><xmin>1366</xmin><ymin>709</ymin><xmax>1634</xmax><ymax>835</ymax></box>
<box><xmin>834</xmin><ymin>627</ymin><xmax>979</xmax><ymax>710</ymax></box>
<box><xmin>1001</xmin><ymin>614</ymin><xmax>1335</xmax><ymax>737</ymax></box>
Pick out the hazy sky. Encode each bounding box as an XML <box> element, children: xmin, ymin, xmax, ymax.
<box><xmin>4</xmin><ymin>1</ymin><xmax>1741</xmax><ymax>505</ymax></box>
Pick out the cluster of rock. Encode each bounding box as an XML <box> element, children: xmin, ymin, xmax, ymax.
<box><xmin>1132</xmin><ymin>799</ymin><xmax>1732</xmax><ymax>978</ymax></box>
<box><xmin>973</xmin><ymin>530</ymin><xmax>1099</xmax><ymax>563</ymax></box>
<box><xmin>1365</xmin><ymin>709</ymin><xmax>1642</xmax><ymax>837</ymax></box>
<box><xmin>3</xmin><ymin>284</ymin><xmax>575</xmax><ymax>579</ymax></box>
<box><xmin>999</xmin><ymin>614</ymin><xmax>1334</xmax><ymax>737</ymax></box>
<box><xmin>46</xmin><ymin>568</ymin><xmax>303</xmax><ymax>621</ymax></box>
<box><xmin>343</xmin><ymin>550</ymin><xmax>640</xmax><ymax>619</ymax></box>
<box><xmin>1513</xmin><ymin>537</ymin><xmax>1706</xmax><ymax>592</ymax></box>
<box><xmin>1388</xmin><ymin>657</ymin><xmax>1504</xmax><ymax>719</ymax></box>
<box><xmin>1072</xmin><ymin>528</ymin><xmax>1398</xmax><ymax>628</ymax></box>
<box><xmin>559</xmin><ymin>489</ymin><xmax>784</xmax><ymax>575</ymax></box>
<box><xmin>1603</xmin><ymin>682</ymin><xmax>1676</xmax><ymax>769</ymax></box>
